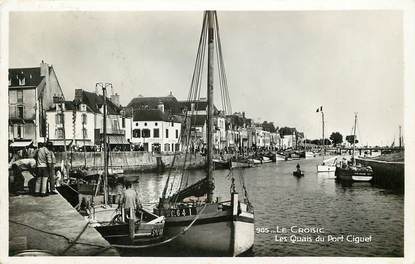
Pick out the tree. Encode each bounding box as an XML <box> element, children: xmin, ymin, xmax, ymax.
<box><xmin>262</xmin><ymin>121</ymin><xmax>276</xmax><ymax>133</ymax></box>
<box><xmin>279</xmin><ymin>127</ymin><xmax>297</xmax><ymax>136</ymax></box>
<box><xmin>345</xmin><ymin>135</ymin><xmax>358</xmax><ymax>145</ymax></box>
<box><xmin>329</xmin><ymin>132</ymin><xmax>343</xmax><ymax>146</ymax></box>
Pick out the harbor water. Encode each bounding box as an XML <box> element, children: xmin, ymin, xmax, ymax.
<box><xmin>120</xmin><ymin>156</ymin><xmax>403</xmax><ymax>257</ymax></box>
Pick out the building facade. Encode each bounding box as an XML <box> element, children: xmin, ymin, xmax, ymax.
<box><xmin>8</xmin><ymin>61</ymin><xmax>64</xmax><ymax>145</ymax></box>
<box><xmin>130</xmin><ymin>109</ymin><xmax>181</xmax><ymax>153</ymax></box>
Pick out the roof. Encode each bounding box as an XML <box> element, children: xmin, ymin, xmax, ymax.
<box><xmin>76</xmin><ymin>90</ymin><xmax>121</xmax><ymax>115</ymax></box>
<box><xmin>179</xmin><ymin>100</ymin><xmax>220</xmax><ymax>116</ymax></box>
<box><xmin>127</xmin><ymin>95</ymin><xmax>182</xmax><ymax>114</ymax></box>
<box><xmin>133</xmin><ymin>109</ymin><xmax>171</xmax><ymax>122</ymax></box>
<box><xmin>8</xmin><ymin>67</ymin><xmax>44</xmax><ymax>88</ymax></box>
<box><xmin>47</xmin><ymin>101</ymin><xmax>94</xmax><ymax>113</ymax></box>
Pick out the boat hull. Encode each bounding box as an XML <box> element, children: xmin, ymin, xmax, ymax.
<box><xmin>317</xmin><ymin>165</ymin><xmax>336</xmax><ymax>172</ymax></box>
<box><xmin>231</xmin><ymin>161</ymin><xmax>253</xmax><ymax>168</ymax></box>
<box><xmin>160</xmin><ymin>197</ymin><xmax>254</xmax><ymax>256</ymax></box>
<box><xmin>336</xmin><ymin>166</ymin><xmax>374</xmax><ymax>182</ymax></box>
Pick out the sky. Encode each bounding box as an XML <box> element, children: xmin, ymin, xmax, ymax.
<box><xmin>9</xmin><ymin>11</ymin><xmax>403</xmax><ymax>146</ymax></box>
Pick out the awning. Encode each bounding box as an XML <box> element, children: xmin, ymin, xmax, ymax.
<box><xmin>10</xmin><ymin>141</ymin><xmax>33</xmax><ymax>148</ymax></box>
<box><xmin>49</xmin><ymin>140</ymin><xmax>73</xmax><ymax>146</ymax></box>
<box><xmin>107</xmin><ymin>135</ymin><xmax>129</xmax><ymax>145</ymax></box>
<box><xmin>75</xmin><ymin>140</ymin><xmax>94</xmax><ymax>147</ymax></box>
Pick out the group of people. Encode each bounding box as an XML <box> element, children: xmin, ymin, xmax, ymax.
<box><xmin>9</xmin><ymin>142</ymin><xmax>62</xmax><ymax>197</ymax></box>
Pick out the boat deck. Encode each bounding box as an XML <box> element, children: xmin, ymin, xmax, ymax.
<box><xmin>9</xmin><ymin>193</ymin><xmax>119</xmax><ymax>256</ymax></box>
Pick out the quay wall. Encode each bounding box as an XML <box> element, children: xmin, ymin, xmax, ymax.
<box><xmin>55</xmin><ymin>151</ymin><xmax>206</xmax><ymax>172</ymax></box>
<box><xmin>356</xmin><ymin>158</ymin><xmax>404</xmax><ymax>190</ymax></box>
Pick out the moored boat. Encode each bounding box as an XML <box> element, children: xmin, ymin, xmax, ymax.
<box><xmin>155</xmin><ymin>11</ymin><xmax>254</xmax><ymax>256</ymax></box>
<box><xmin>335</xmin><ymin>113</ymin><xmax>373</xmax><ymax>182</ymax></box>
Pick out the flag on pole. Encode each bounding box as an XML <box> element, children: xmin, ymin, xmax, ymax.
<box><xmin>316</xmin><ymin>106</ymin><xmax>323</xmax><ymax>112</ymax></box>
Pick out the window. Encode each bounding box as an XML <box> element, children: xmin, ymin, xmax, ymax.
<box><xmin>175</xmin><ymin>143</ymin><xmax>180</xmax><ymax>151</ymax></box>
<box><xmin>17</xmin><ymin>125</ymin><xmax>23</xmax><ymax>138</ymax></box>
<box><xmin>164</xmin><ymin>143</ymin><xmax>170</xmax><ymax>152</ymax></box>
<box><xmin>133</xmin><ymin>129</ymin><xmax>141</xmax><ymax>138</ymax></box>
<box><xmin>82</xmin><ymin>114</ymin><xmax>87</xmax><ymax>125</ymax></box>
<box><xmin>171</xmin><ymin>143</ymin><xmax>174</xmax><ymax>151</ymax></box>
<box><xmin>82</xmin><ymin>128</ymin><xmax>87</xmax><ymax>138</ymax></box>
<box><xmin>122</xmin><ymin>118</ymin><xmax>125</xmax><ymax>128</ymax></box>
<box><xmin>142</xmin><ymin>129</ymin><xmax>150</xmax><ymax>138</ymax></box>
<box><xmin>136</xmin><ymin>123</ymin><xmax>139</xmax><ymax>127</ymax></box>
<box><xmin>17</xmin><ymin>90</ymin><xmax>23</xmax><ymax>103</ymax></box>
<box><xmin>153</xmin><ymin>128</ymin><xmax>160</xmax><ymax>138</ymax></box>
<box><xmin>175</xmin><ymin>129</ymin><xmax>179</xmax><ymax>139</ymax></box>
<box><xmin>165</xmin><ymin>129</ymin><xmax>169</xmax><ymax>138</ymax></box>
<box><xmin>17</xmin><ymin>106</ymin><xmax>24</xmax><ymax>119</ymax></box>
<box><xmin>144</xmin><ymin>122</ymin><xmax>147</xmax><ymax>126</ymax></box>
<box><xmin>18</xmin><ymin>77</ymin><xmax>25</xmax><ymax>86</ymax></box>
<box><xmin>155</xmin><ymin>122</ymin><xmax>158</xmax><ymax>126</ymax></box>
<box><xmin>56</xmin><ymin>113</ymin><xmax>64</xmax><ymax>124</ymax></box>
<box><xmin>56</xmin><ymin>128</ymin><xmax>64</xmax><ymax>139</ymax></box>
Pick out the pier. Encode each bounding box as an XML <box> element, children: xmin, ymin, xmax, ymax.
<box><xmin>9</xmin><ymin>193</ymin><xmax>119</xmax><ymax>256</ymax></box>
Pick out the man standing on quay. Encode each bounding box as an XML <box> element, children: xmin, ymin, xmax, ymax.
<box><xmin>47</xmin><ymin>142</ymin><xmax>58</xmax><ymax>194</ymax></box>
<box><xmin>35</xmin><ymin>142</ymin><xmax>52</xmax><ymax>196</ymax></box>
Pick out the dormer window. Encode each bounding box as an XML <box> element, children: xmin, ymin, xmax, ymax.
<box><xmin>80</xmin><ymin>104</ymin><xmax>86</xmax><ymax>112</ymax></box>
<box><xmin>19</xmin><ymin>77</ymin><xmax>25</xmax><ymax>86</ymax></box>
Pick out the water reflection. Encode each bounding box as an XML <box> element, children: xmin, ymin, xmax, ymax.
<box><xmin>119</xmin><ymin>156</ymin><xmax>403</xmax><ymax>257</ymax></box>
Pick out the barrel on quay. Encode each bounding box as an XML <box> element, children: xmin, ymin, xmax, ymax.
<box><xmin>9</xmin><ymin>193</ymin><xmax>119</xmax><ymax>256</ymax></box>
<box><xmin>356</xmin><ymin>151</ymin><xmax>404</xmax><ymax>190</ymax></box>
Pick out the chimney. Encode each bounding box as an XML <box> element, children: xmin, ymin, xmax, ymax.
<box><xmin>111</xmin><ymin>93</ymin><xmax>120</xmax><ymax>107</ymax></box>
<box><xmin>75</xmin><ymin>89</ymin><xmax>83</xmax><ymax>103</ymax></box>
<box><xmin>158</xmin><ymin>101</ymin><xmax>165</xmax><ymax>113</ymax></box>
<box><xmin>40</xmin><ymin>60</ymin><xmax>48</xmax><ymax>77</ymax></box>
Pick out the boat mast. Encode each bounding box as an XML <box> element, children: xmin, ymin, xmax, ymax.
<box><xmin>352</xmin><ymin>112</ymin><xmax>357</xmax><ymax>166</ymax></box>
<box><xmin>96</xmin><ymin>83</ymin><xmax>111</xmax><ymax>206</ymax></box>
<box><xmin>206</xmin><ymin>11</ymin><xmax>215</xmax><ymax>203</ymax></box>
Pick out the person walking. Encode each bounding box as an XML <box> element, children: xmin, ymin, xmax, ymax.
<box><xmin>46</xmin><ymin>142</ymin><xmax>58</xmax><ymax>194</ymax></box>
<box><xmin>35</xmin><ymin>142</ymin><xmax>52</xmax><ymax>197</ymax></box>
<box><xmin>121</xmin><ymin>182</ymin><xmax>142</xmax><ymax>221</ymax></box>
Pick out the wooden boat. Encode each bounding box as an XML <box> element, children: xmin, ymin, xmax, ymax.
<box><xmin>275</xmin><ymin>153</ymin><xmax>286</xmax><ymax>161</ymax></box>
<box><xmin>231</xmin><ymin>159</ymin><xmax>253</xmax><ymax>168</ymax></box>
<box><xmin>66</xmin><ymin>86</ymin><xmax>165</xmax><ymax>247</ymax></box>
<box><xmin>213</xmin><ymin>158</ymin><xmax>231</xmax><ymax>170</ymax></box>
<box><xmin>156</xmin><ymin>11</ymin><xmax>254</xmax><ymax>256</ymax></box>
<box><xmin>317</xmin><ymin>156</ymin><xmax>337</xmax><ymax>172</ymax></box>
<box><xmin>335</xmin><ymin>114</ymin><xmax>373</xmax><ymax>182</ymax></box>
<box><xmin>316</xmin><ymin>107</ymin><xmax>338</xmax><ymax>172</ymax></box>
<box><xmin>260</xmin><ymin>156</ymin><xmax>272</xmax><ymax>164</ymax></box>
<box><xmin>92</xmin><ymin>207</ymin><xmax>165</xmax><ymax>246</ymax></box>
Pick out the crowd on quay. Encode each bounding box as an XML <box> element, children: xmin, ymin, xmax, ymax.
<box><xmin>9</xmin><ymin>142</ymin><xmax>63</xmax><ymax>197</ymax></box>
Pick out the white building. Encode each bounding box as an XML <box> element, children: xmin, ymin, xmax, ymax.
<box><xmin>46</xmin><ymin>100</ymin><xmax>95</xmax><ymax>148</ymax></box>
<box><xmin>130</xmin><ymin>109</ymin><xmax>181</xmax><ymax>153</ymax></box>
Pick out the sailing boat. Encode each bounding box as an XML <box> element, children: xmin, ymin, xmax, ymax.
<box><xmin>335</xmin><ymin>113</ymin><xmax>373</xmax><ymax>182</ymax></box>
<box><xmin>155</xmin><ymin>11</ymin><xmax>254</xmax><ymax>256</ymax></box>
<box><xmin>316</xmin><ymin>106</ymin><xmax>337</xmax><ymax>172</ymax></box>
<box><xmin>61</xmin><ymin>85</ymin><xmax>165</xmax><ymax>247</ymax></box>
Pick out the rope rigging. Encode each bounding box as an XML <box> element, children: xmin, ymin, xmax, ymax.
<box><xmin>161</xmin><ymin>11</ymin><xmax>249</xmax><ymax>206</ymax></box>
